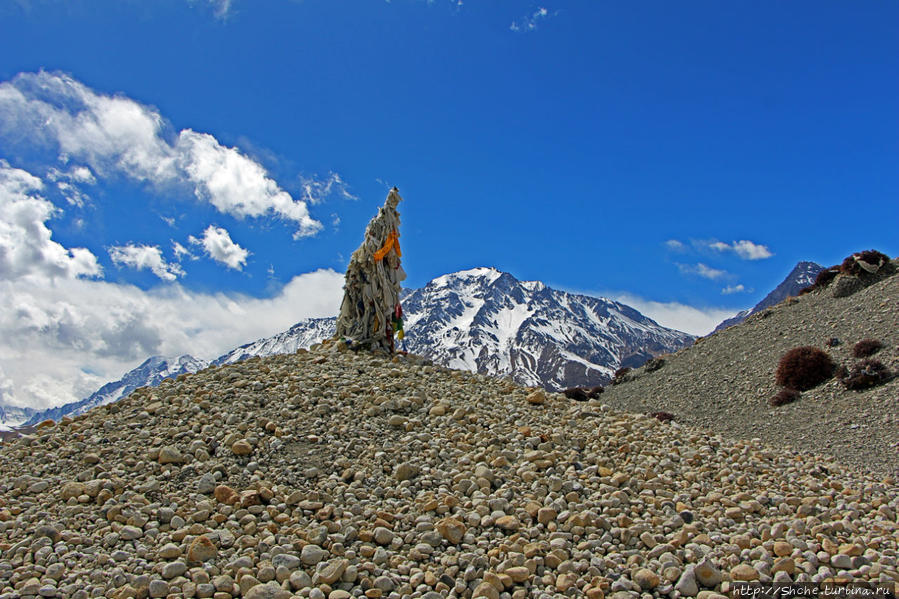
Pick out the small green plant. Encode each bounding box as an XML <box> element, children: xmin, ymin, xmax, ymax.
<box><xmin>769</xmin><ymin>388</ymin><xmax>800</xmax><ymax>407</ymax></box>
<box><xmin>840</xmin><ymin>359</ymin><xmax>892</xmax><ymax>390</ymax></box>
<box><xmin>852</xmin><ymin>339</ymin><xmax>883</xmax><ymax>358</ymax></box>
<box><xmin>775</xmin><ymin>346</ymin><xmax>836</xmax><ymax>391</ymax></box>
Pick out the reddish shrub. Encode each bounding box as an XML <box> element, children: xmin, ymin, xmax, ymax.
<box><xmin>644</xmin><ymin>357</ymin><xmax>665</xmax><ymax>372</ymax></box>
<box><xmin>587</xmin><ymin>386</ymin><xmax>604</xmax><ymax>398</ymax></box>
<box><xmin>769</xmin><ymin>388</ymin><xmax>800</xmax><ymax>407</ymax></box>
<box><xmin>563</xmin><ymin>387</ymin><xmax>589</xmax><ymax>401</ymax></box>
<box><xmin>841</xmin><ymin>359</ymin><xmax>893</xmax><ymax>390</ymax></box>
<box><xmin>852</xmin><ymin>339</ymin><xmax>883</xmax><ymax>358</ymax></box>
<box><xmin>775</xmin><ymin>347</ymin><xmax>836</xmax><ymax>391</ymax></box>
<box><xmin>813</xmin><ymin>267</ymin><xmax>840</xmax><ymax>289</ymax></box>
<box><xmin>611</xmin><ymin>367</ymin><xmax>632</xmax><ymax>385</ymax></box>
<box><xmin>649</xmin><ymin>411</ymin><xmax>675</xmax><ymax>422</ymax></box>
<box><xmin>840</xmin><ymin>250</ymin><xmax>890</xmax><ymax>276</ymax></box>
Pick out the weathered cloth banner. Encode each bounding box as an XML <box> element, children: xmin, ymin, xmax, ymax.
<box><xmin>336</xmin><ymin>187</ymin><xmax>406</xmax><ymax>350</ymax></box>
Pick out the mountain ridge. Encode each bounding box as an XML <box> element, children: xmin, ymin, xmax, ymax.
<box><xmin>17</xmin><ymin>267</ymin><xmax>693</xmax><ymax>425</ymax></box>
<box><xmin>714</xmin><ymin>261</ymin><xmax>824</xmax><ymax>332</ymax></box>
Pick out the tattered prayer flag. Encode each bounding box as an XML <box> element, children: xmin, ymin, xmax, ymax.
<box><xmin>336</xmin><ymin>187</ymin><xmax>406</xmax><ymax>350</ymax></box>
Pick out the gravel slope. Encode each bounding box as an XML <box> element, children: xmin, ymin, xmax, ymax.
<box><xmin>602</xmin><ymin>264</ymin><xmax>899</xmax><ymax>478</ymax></box>
<box><xmin>0</xmin><ymin>343</ymin><xmax>896</xmax><ymax>598</ymax></box>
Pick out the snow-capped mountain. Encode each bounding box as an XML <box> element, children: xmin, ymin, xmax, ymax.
<box><xmin>0</xmin><ymin>403</ymin><xmax>39</xmax><ymax>430</ymax></box>
<box><xmin>400</xmin><ymin>268</ymin><xmax>693</xmax><ymax>388</ymax></box>
<box><xmin>213</xmin><ymin>318</ymin><xmax>337</xmax><ymax>365</ymax></box>
<box><xmin>18</xmin><ymin>268</ymin><xmax>694</xmax><ymax>426</ymax></box>
<box><xmin>204</xmin><ymin>267</ymin><xmax>693</xmax><ymax>390</ymax></box>
<box><xmin>714</xmin><ymin>261</ymin><xmax>824</xmax><ymax>332</ymax></box>
<box><xmin>22</xmin><ymin>355</ymin><xmax>208</xmax><ymax>426</ymax></box>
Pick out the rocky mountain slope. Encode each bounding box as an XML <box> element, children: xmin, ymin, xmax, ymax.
<box><xmin>399</xmin><ymin>268</ymin><xmax>692</xmax><ymax>389</ymax></box>
<box><xmin>22</xmin><ymin>356</ymin><xmax>208</xmax><ymax>427</ymax></box>
<box><xmin>604</xmin><ymin>258</ymin><xmax>899</xmax><ymax>477</ymax></box>
<box><xmin>714</xmin><ymin>261</ymin><xmax>824</xmax><ymax>332</ymax></box>
<box><xmin>0</xmin><ymin>342</ymin><xmax>896</xmax><ymax>598</ymax></box>
<box><xmin>214</xmin><ymin>319</ymin><xmax>338</xmax><ymax>366</ymax></box>
<box><xmin>215</xmin><ymin>268</ymin><xmax>694</xmax><ymax>391</ymax></box>
<box><xmin>17</xmin><ymin>268</ymin><xmax>692</xmax><ymax>427</ymax></box>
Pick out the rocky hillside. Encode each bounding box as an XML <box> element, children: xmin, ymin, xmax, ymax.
<box><xmin>0</xmin><ymin>343</ymin><xmax>897</xmax><ymax>599</ymax></box>
<box><xmin>714</xmin><ymin>261</ymin><xmax>824</xmax><ymax>332</ymax></box>
<box><xmin>604</xmin><ymin>257</ymin><xmax>899</xmax><ymax>477</ymax></box>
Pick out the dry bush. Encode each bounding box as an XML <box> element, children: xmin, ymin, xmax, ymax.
<box><xmin>769</xmin><ymin>388</ymin><xmax>800</xmax><ymax>407</ymax></box>
<box><xmin>840</xmin><ymin>250</ymin><xmax>890</xmax><ymax>276</ymax></box>
<box><xmin>648</xmin><ymin>411</ymin><xmax>675</xmax><ymax>422</ymax></box>
<box><xmin>813</xmin><ymin>267</ymin><xmax>840</xmax><ymax>289</ymax></box>
<box><xmin>852</xmin><ymin>339</ymin><xmax>883</xmax><ymax>358</ymax></box>
<box><xmin>644</xmin><ymin>357</ymin><xmax>665</xmax><ymax>372</ymax></box>
<box><xmin>775</xmin><ymin>346</ymin><xmax>836</xmax><ymax>391</ymax></box>
<box><xmin>611</xmin><ymin>367</ymin><xmax>632</xmax><ymax>385</ymax></box>
<box><xmin>841</xmin><ymin>359</ymin><xmax>893</xmax><ymax>390</ymax></box>
<box><xmin>563</xmin><ymin>387</ymin><xmax>589</xmax><ymax>401</ymax></box>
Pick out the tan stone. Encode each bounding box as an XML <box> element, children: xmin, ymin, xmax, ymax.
<box><xmin>214</xmin><ymin>485</ymin><xmax>239</xmax><ymax>505</ymax></box>
<box><xmin>187</xmin><ymin>535</ymin><xmax>217</xmax><ymax>563</ymax></box>
<box><xmin>495</xmin><ymin>515</ymin><xmax>520</xmax><ymax>531</ymax></box>
<box><xmin>773</xmin><ymin>541</ymin><xmax>793</xmax><ymax>557</ymax></box>
<box><xmin>436</xmin><ymin>517</ymin><xmax>466</xmax><ymax>544</ymax></box>
<box><xmin>730</xmin><ymin>564</ymin><xmax>759</xmax><ymax>581</ymax></box>
<box><xmin>231</xmin><ymin>439</ymin><xmax>253</xmax><ymax>456</ymax></box>
<box><xmin>526</xmin><ymin>390</ymin><xmax>546</xmax><ymax>405</ymax></box>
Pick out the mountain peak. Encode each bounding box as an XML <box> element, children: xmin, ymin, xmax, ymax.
<box><xmin>714</xmin><ymin>260</ymin><xmax>824</xmax><ymax>332</ymax></box>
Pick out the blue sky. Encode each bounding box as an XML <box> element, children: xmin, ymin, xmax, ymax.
<box><xmin>1</xmin><ymin>1</ymin><xmax>897</xmax><ymax>408</ymax></box>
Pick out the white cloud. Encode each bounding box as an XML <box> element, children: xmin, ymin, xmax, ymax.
<box><xmin>178</xmin><ymin>130</ymin><xmax>322</xmax><ymax>238</ymax></box>
<box><xmin>607</xmin><ymin>292</ymin><xmax>738</xmax><ymax>337</ymax></box>
<box><xmin>109</xmin><ymin>244</ymin><xmax>184</xmax><ymax>282</ymax></box>
<box><xmin>190</xmin><ymin>225</ymin><xmax>249</xmax><ymax>270</ymax></box>
<box><xmin>706</xmin><ymin>239</ymin><xmax>773</xmax><ymax>260</ymax></box>
<box><xmin>172</xmin><ymin>241</ymin><xmax>194</xmax><ymax>261</ymax></box>
<box><xmin>677</xmin><ymin>262</ymin><xmax>727</xmax><ymax>280</ymax></box>
<box><xmin>665</xmin><ymin>239</ymin><xmax>686</xmax><ymax>251</ymax></box>
<box><xmin>0</xmin><ymin>268</ymin><xmax>345</xmax><ymax>409</ymax></box>
<box><xmin>0</xmin><ymin>71</ymin><xmax>325</xmax><ymax>238</ymax></box>
<box><xmin>510</xmin><ymin>7</ymin><xmax>550</xmax><ymax>32</ymax></box>
<box><xmin>299</xmin><ymin>172</ymin><xmax>357</xmax><ymax>206</ymax></box>
<box><xmin>721</xmin><ymin>284</ymin><xmax>751</xmax><ymax>295</ymax></box>
<box><xmin>0</xmin><ymin>161</ymin><xmax>101</xmax><ymax>281</ymax></box>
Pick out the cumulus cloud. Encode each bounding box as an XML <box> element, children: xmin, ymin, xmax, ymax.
<box><xmin>190</xmin><ymin>225</ymin><xmax>249</xmax><ymax>270</ymax></box>
<box><xmin>666</xmin><ymin>238</ymin><xmax>773</xmax><ymax>261</ymax></box>
<box><xmin>707</xmin><ymin>239</ymin><xmax>773</xmax><ymax>260</ymax></box>
<box><xmin>677</xmin><ymin>262</ymin><xmax>727</xmax><ymax>280</ymax></box>
<box><xmin>607</xmin><ymin>292</ymin><xmax>738</xmax><ymax>337</ymax></box>
<box><xmin>510</xmin><ymin>7</ymin><xmax>550</xmax><ymax>32</ymax></box>
<box><xmin>109</xmin><ymin>244</ymin><xmax>185</xmax><ymax>282</ymax></box>
<box><xmin>0</xmin><ymin>161</ymin><xmax>101</xmax><ymax>281</ymax></box>
<box><xmin>721</xmin><ymin>284</ymin><xmax>751</xmax><ymax>295</ymax></box>
<box><xmin>0</xmin><ymin>268</ymin><xmax>345</xmax><ymax>409</ymax></box>
<box><xmin>0</xmin><ymin>71</ymin><xmax>324</xmax><ymax>238</ymax></box>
